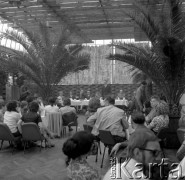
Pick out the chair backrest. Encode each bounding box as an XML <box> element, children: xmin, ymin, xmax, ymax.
<box><xmin>177</xmin><ymin>128</ymin><xmax>185</xmax><ymax>144</ymax></box>
<box><xmin>83</xmin><ymin>124</ymin><xmax>93</xmax><ymax>133</ymax></box>
<box><xmin>62</xmin><ymin>112</ymin><xmax>78</xmax><ymax>126</ymax></box>
<box><xmin>22</xmin><ymin>123</ymin><xmax>43</xmax><ymax>141</ymax></box>
<box><xmin>0</xmin><ymin>123</ymin><xmax>15</xmax><ymax>141</ymax></box>
<box><xmin>99</xmin><ymin>130</ymin><xmax>115</xmax><ymax>146</ymax></box>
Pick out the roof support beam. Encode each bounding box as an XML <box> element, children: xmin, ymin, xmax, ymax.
<box><xmin>41</xmin><ymin>0</ymin><xmax>92</xmax><ymax>43</ymax></box>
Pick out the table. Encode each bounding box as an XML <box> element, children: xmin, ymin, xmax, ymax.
<box><xmin>70</xmin><ymin>99</ymin><xmax>128</xmax><ymax>107</ymax></box>
<box><xmin>45</xmin><ymin>112</ymin><xmax>63</xmax><ymax>137</ymax></box>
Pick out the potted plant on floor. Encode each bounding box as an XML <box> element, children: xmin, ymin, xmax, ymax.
<box><xmin>108</xmin><ymin>0</ymin><xmax>185</xmax><ymax>147</ymax></box>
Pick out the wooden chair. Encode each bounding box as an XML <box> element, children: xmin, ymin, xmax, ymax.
<box><xmin>99</xmin><ymin>130</ymin><xmax>116</xmax><ymax>168</ymax></box>
<box><xmin>0</xmin><ymin>123</ymin><xmax>20</xmax><ymax>154</ymax></box>
<box><xmin>21</xmin><ymin>123</ymin><xmax>46</xmax><ymax>153</ymax></box>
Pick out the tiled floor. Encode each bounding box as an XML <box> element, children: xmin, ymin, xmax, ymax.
<box><xmin>0</xmin><ymin>114</ymin><xmax>179</xmax><ymax>180</ymax></box>
<box><xmin>0</xmin><ymin>115</ymin><xmax>111</xmax><ymax>180</ymax></box>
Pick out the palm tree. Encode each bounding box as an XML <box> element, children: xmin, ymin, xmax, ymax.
<box><xmin>109</xmin><ymin>0</ymin><xmax>185</xmax><ymax>115</ymax></box>
<box><xmin>0</xmin><ymin>23</ymin><xmax>90</xmax><ymax>99</ymax></box>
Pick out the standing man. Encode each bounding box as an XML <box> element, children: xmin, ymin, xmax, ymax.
<box><xmin>135</xmin><ymin>81</ymin><xmax>147</xmax><ymax>112</ymax></box>
<box><xmin>101</xmin><ymin>79</ymin><xmax>111</xmax><ymax>100</ymax></box>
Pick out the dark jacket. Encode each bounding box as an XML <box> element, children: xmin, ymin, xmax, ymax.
<box><xmin>101</xmin><ymin>85</ymin><xmax>111</xmax><ymax>99</ymax></box>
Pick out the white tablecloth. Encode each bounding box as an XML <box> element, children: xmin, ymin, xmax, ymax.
<box><xmin>70</xmin><ymin>99</ymin><xmax>128</xmax><ymax>107</ymax></box>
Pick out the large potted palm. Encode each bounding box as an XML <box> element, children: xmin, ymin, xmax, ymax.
<box><xmin>108</xmin><ymin>0</ymin><xmax>185</xmax><ymax>147</ymax></box>
<box><xmin>0</xmin><ymin>23</ymin><xmax>90</xmax><ymax>99</ymax></box>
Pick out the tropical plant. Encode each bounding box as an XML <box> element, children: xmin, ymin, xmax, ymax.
<box><xmin>0</xmin><ymin>23</ymin><xmax>90</xmax><ymax>99</ymax></box>
<box><xmin>109</xmin><ymin>0</ymin><xmax>185</xmax><ymax>115</ymax></box>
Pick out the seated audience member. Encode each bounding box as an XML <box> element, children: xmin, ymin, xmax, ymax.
<box><xmin>45</xmin><ymin>97</ymin><xmax>59</xmax><ymax>115</ymax></box>
<box><xmin>21</xmin><ymin>101</ymin><xmax>54</xmax><ymax>147</ymax></box>
<box><xmin>145</xmin><ymin>95</ymin><xmax>161</xmax><ymax>123</ymax></box>
<box><xmin>20</xmin><ymin>101</ymin><xmax>28</xmax><ymax>116</ymax></box>
<box><xmin>36</xmin><ymin>97</ymin><xmax>45</xmax><ymax>116</ymax></box>
<box><xmin>85</xmin><ymin>98</ymin><xmax>101</xmax><ymax>126</ymax></box>
<box><xmin>3</xmin><ymin>101</ymin><xmax>21</xmax><ymax>137</ymax></box>
<box><xmin>147</xmin><ymin>101</ymin><xmax>169</xmax><ymax>134</ymax></box>
<box><xmin>117</xmin><ymin>89</ymin><xmax>125</xmax><ymax>100</ymax></box>
<box><xmin>111</xmin><ymin>112</ymin><xmax>155</xmax><ymax>156</ymax></box>
<box><xmin>103</xmin><ymin>130</ymin><xmax>162</xmax><ymax>180</ymax></box>
<box><xmin>62</xmin><ymin>131</ymin><xmax>101</xmax><ymax>180</ymax></box>
<box><xmin>57</xmin><ymin>90</ymin><xmax>64</xmax><ymax>105</ymax></box>
<box><xmin>60</xmin><ymin>98</ymin><xmax>77</xmax><ymax>131</ymax></box>
<box><xmin>86</xmin><ymin>90</ymin><xmax>91</xmax><ymax>100</ymax></box>
<box><xmin>69</xmin><ymin>90</ymin><xmax>75</xmax><ymax>100</ymax></box>
<box><xmin>95</xmin><ymin>91</ymin><xmax>101</xmax><ymax>99</ymax></box>
<box><xmin>79</xmin><ymin>89</ymin><xmax>86</xmax><ymax>100</ymax></box>
<box><xmin>87</xmin><ymin>96</ymin><xmax>129</xmax><ymax>144</ymax></box>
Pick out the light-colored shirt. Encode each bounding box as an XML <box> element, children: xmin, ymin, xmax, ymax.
<box><xmin>88</xmin><ymin>105</ymin><xmax>128</xmax><ymax>137</ymax></box>
<box><xmin>59</xmin><ymin>106</ymin><xmax>76</xmax><ymax>114</ymax></box>
<box><xmin>45</xmin><ymin>105</ymin><xmax>59</xmax><ymax>115</ymax></box>
<box><xmin>103</xmin><ymin>158</ymin><xmax>148</xmax><ymax>180</ymax></box>
<box><xmin>4</xmin><ymin>111</ymin><xmax>21</xmax><ymax>133</ymax></box>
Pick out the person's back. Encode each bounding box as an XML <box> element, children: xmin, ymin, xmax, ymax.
<box><xmin>60</xmin><ymin>106</ymin><xmax>76</xmax><ymax>114</ymax></box>
<box><xmin>45</xmin><ymin>97</ymin><xmax>59</xmax><ymax>115</ymax></box>
<box><xmin>22</xmin><ymin>102</ymin><xmax>42</xmax><ymax>125</ymax></box>
<box><xmin>60</xmin><ymin>98</ymin><xmax>76</xmax><ymax>114</ymax></box>
<box><xmin>91</xmin><ymin>97</ymin><xmax>129</xmax><ymax>143</ymax></box>
<box><xmin>22</xmin><ymin>111</ymin><xmax>41</xmax><ymax>125</ymax></box>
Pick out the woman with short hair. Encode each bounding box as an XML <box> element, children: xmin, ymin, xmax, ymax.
<box><xmin>45</xmin><ymin>97</ymin><xmax>59</xmax><ymax>115</ymax></box>
<box><xmin>147</xmin><ymin>101</ymin><xmax>169</xmax><ymax>134</ymax></box>
<box><xmin>62</xmin><ymin>131</ymin><xmax>100</xmax><ymax>180</ymax></box>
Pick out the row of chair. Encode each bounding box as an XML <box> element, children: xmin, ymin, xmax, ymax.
<box><xmin>0</xmin><ymin>122</ymin><xmax>46</xmax><ymax>154</ymax></box>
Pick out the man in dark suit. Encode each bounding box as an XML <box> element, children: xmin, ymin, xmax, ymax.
<box><xmin>101</xmin><ymin>79</ymin><xmax>111</xmax><ymax>99</ymax></box>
